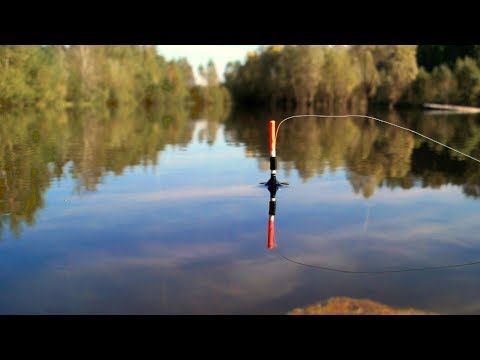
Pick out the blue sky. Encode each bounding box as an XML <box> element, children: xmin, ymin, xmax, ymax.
<box><xmin>156</xmin><ymin>45</ymin><xmax>259</xmax><ymax>84</ymax></box>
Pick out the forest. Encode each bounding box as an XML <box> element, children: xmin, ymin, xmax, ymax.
<box><xmin>0</xmin><ymin>45</ymin><xmax>230</xmax><ymax>112</ymax></box>
<box><xmin>2</xmin><ymin>45</ymin><xmax>480</xmax><ymax>112</ymax></box>
<box><xmin>224</xmin><ymin>45</ymin><xmax>480</xmax><ymax>111</ymax></box>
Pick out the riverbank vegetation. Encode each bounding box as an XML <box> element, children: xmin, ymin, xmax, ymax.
<box><xmin>225</xmin><ymin>45</ymin><xmax>480</xmax><ymax>111</ymax></box>
<box><xmin>2</xmin><ymin>45</ymin><xmax>479</xmax><ymax>113</ymax></box>
<box><xmin>0</xmin><ymin>45</ymin><xmax>230</xmax><ymax>113</ymax></box>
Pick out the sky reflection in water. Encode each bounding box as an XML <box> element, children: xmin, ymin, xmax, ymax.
<box><xmin>1</xmin><ymin>109</ymin><xmax>480</xmax><ymax>313</ymax></box>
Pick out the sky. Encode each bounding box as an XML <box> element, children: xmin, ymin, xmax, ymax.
<box><xmin>156</xmin><ymin>45</ymin><xmax>259</xmax><ymax>84</ymax></box>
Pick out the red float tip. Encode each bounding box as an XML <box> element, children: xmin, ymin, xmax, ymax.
<box><xmin>269</xmin><ymin>120</ymin><xmax>276</xmax><ymax>157</ymax></box>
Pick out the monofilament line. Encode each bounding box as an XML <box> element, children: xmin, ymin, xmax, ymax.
<box><xmin>276</xmin><ymin>251</ymin><xmax>480</xmax><ymax>274</ymax></box>
<box><xmin>275</xmin><ymin>114</ymin><xmax>480</xmax><ymax>164</ymax></box>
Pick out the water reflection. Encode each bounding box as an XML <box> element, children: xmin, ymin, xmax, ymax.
<box><xmin>2</xmin><ymin>106</ymin><xmax>480</xmax><ymax>240</ymax></box>
<box><xmin>0</xmin><ymin>106</ymin><xmax>226</xmax><ymax>238</ymax></box>
<box><xmin>225</xmin><ymin>108</ymin><xmax>480</xmax><ymax>199</ymax></box>
<box><xmin>250</xmin><ymin>110</ymin><xmax>480</xmax><ymax>276</ymax></box>
<box><xmin>1</xmin><ymin>105</ymin><xmax>480</xmax><ymax>313</ymax></box>
<box><xmin>267</xmin><ymin>184</ymin><xmax>277</xmax><ymax>250</ymax></box>
<box><xmin>262</xmin><ymin>173</ymin><xmax>480</xmax><ymax>273</ymax></box>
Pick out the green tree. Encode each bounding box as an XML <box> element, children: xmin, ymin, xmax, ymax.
<box><xmin>454</xmin><ymin>56</ymin><xmax>480</xmax><ymax>106</ymax></box>
<box><xmin>417</xmin><ymin>45</ymin><xmax>479</xmax><ymax>71</ymax></box>
<box><xmin>430</xmin><ymin>64</ymin><xmax>457</xmax><ymax>103</ymax></box>
<box><xmin>321</xmin><ymin>46</ymin><xmax>361</xmax><ymax>109</ymax></box>
<box><xmin>286</xmin><ymin>45</ymin><xmax>325</xmax><ymax>111</ymax></box>
<box><xmin>350</xmin><ymin>45</ymin><xmax>380</xmax><ymax>106</ymax></box>
<box><xmin>404</xmin><ymin>67</ymin><xmax>433</xmax><ymax>105</ymax></box>
<box><xmin>375</xmin><ymin>45</ymin><xmax>419</xmax><ymax>109</ymax></box>
<box><xmin>0</xmin><ymin>46</ymin><xmax>36</xmax><ymax>107</ymax></box>
<box><xmin>206</xmin><ymin>60</ymin><xmax>219</xmax><ymax>86</ymax></box>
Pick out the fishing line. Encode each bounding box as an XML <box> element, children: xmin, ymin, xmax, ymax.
<box><xmin>271</xmin><ymin>113</ymin><xmax>480</xmax><ymax>274</ymax></box>
<box><xmin>275</xmin><ymin>114</ymin><xmax>480</xmax><ymax>164</ymax></box>
<box><xmin>273</xmin><ymin>219</ymin><xmax>480</xmax><ymax>274</ymax></box>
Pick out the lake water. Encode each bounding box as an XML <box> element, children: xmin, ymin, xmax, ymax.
<box><xmin>1</xmin><ymin>107</ymin><xmax>480</xmax><ymax>314</ymax></box>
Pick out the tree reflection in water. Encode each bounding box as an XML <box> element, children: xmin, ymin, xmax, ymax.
<box><xmin>0</xmin><ymin>104</ymin><xmax>229</xmax><ymax>238</ymax></box>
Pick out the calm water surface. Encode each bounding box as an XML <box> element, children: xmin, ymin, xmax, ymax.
<box><xmin>1</xmin><ymin>108</ymin><xmax>480</xmax><ymax>314</ymax></box>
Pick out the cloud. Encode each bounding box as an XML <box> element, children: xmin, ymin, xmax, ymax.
<box><xmin>0</xmin><ymin>233</ymin><xmax>302</xmax><ymax>313</ymax></box>
<box><xmin>282</xmin><ymin>182</ymin><xmax>466</xmax><ymax>208</ymax></box>
<box><xmin>35</xmin><ymin>184</ymin><xmax>264</xmax><ymax>229</ymax></box>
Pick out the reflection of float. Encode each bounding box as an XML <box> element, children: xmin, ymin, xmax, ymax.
<box><xmin>267</xmin><ymin>184</ymin><xmax>276</xmax><ymax>250</ymax></box>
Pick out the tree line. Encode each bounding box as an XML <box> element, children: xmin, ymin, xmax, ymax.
<box><xmin>0</xmin><ymin>45</ymin><xmax>230</xmax><ymax>112</ymax></box>
<box><xmin>3</xmin><ymin>45</ymin><xmax>479</xmax><ymax>112</ymax></box>
<box><xmin>225</xmin><ymin>45</ymin><xmax>480</xmax><ymax>111</ymax></box>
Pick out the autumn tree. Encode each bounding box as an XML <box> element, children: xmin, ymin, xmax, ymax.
<box><xmin>286</xmin><ymin>45</ymin><xmax>325</xmax><ymax>111</ymax></box>
<box><xmin>374</xmin><ymin>45</ymin><xmax>419</xmax><ymax>109</ymax></box>
<box><xmin>350</xmin><ymin>45</ymin><xmax>380</xmax><ymax>107</ymax></box>
<box><xmin>321</xmin><ymin>46</ymin><xmax>361</xmax><ymax>109</ymax></box>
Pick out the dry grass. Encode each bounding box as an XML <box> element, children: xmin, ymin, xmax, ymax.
<box><xmin>287</xmin><ymin>297</ymin><xmax>437</xmax><ymax>315</ymax></box>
